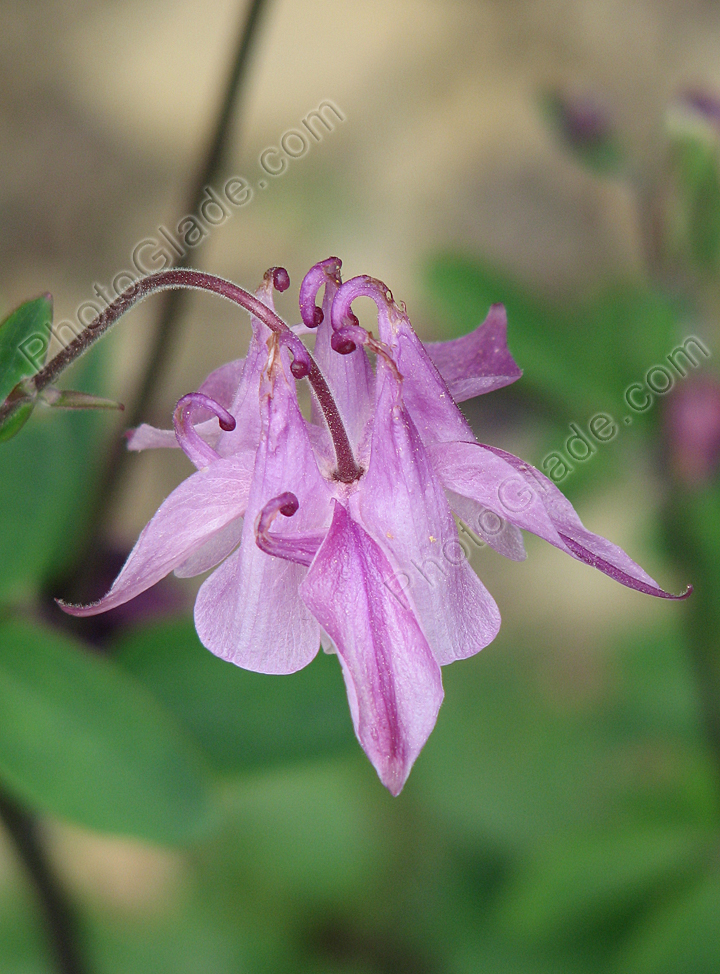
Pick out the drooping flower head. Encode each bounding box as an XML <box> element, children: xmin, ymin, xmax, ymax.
<box><xmin>61</xmin><ymin>259</ymin><xmax>690</xmax><ymax>794</ymax></box>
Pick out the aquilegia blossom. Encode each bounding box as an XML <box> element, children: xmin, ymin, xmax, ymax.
<box><xmin>61</xmin><ymin>258</ymin><xmax>689</xmax><ymax>795</ymax></box>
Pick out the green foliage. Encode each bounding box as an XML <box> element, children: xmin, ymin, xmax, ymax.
<box><xmin>115</xmin><ymin>617</ymin><xmax>356</xmax><ymax>775</ymax></box>
<box><xmin>0</xmin><ymin>294</ymin><xmax>53</xmax><ymax>442</ymax></box>
<box><xmin>424</xmin><ymin>253</ymin><xmax>688</xmax><ymax>496</ymax></box>
<box><xmin>415</xmin><ymin>619</ymin><xmax>714</xmax><ymax>843</ymax></box>
<box><xmin>667</xmin><ymin>133</ymin><xmax>720</xmax><ymax>273</ymax></box>
<box><xmin>0</xmin><ymin>400</ymin><xmax>35</xmax><ymax>444</ymax></box>
<box><xmin>496</xmin><ymin>826</ymin><xmax>711</xmax><ymax>945</ymax></box>
<box><xmin>425</xmin><ymin>254</ymin><xmax>683</xmax><ymax>419</ymax></box>
<box><xmin>0</xmin><ymin>294</ymin><xmax>52</xmax><ymax>404</ymax></box>
<box><xmin>0</xmin><ymin>349</ymin><xmax>108</xmax><ymax>600</ymax></box>
<box><xmin>618</xmin><ymin>869</ymin><xmax>720</xmax><ymax>974</ymax></box>
<box><xmin>0</xmin><ymin>618</ymin><xmax>214</xmax><ymax>845</ymax></box>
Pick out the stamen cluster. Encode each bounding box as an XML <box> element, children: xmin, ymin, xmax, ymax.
<box><xmin>60</xmin><ymin>258</ymin><xmax>689</xmax><ymax>794</ymax></box>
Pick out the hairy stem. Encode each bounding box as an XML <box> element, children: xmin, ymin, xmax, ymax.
<box><xmin>0</xmin><ymin>788</ymin><xmax>89</xmax><ymax>974</ymax></box>
<box><xmin>15</xmin><ymin>269</ymin><xmax>362</xmax><ymax>482</ymax></box>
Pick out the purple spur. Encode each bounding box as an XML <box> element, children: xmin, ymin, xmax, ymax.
<box><xmin>61</xmin><ymin>258</ymin><xmax>690</xmax><ymax>795</ymax></box>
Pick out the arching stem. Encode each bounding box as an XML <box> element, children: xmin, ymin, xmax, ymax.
<box><xmin>3</xmin><ymin>269</ymin><xmax>362</xmax><ymax>483</ymax></box>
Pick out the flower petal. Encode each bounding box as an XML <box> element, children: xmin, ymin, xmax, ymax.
<box><xmin>445</xmin><ymin>489</ymin><xmax>527</xmax><ymax>562</ymax></box>
<box><xmin>126</xmin><ymin>359</ymin><xmax>245</xmax><ymax>455</ymax></box>
<box><xmin>214</xmin><ymin>281</ymin><xmax>278</xmax><ymax>458</ymax></box>
<box><xmin>197</xmin><ymin>357</ymin><xmax>245</xmax><ymax>407</ymax></box>
<box><xmin>359</xmin><ymin>363</ymin><xmax>501</xmax><ymax>664</ymax></box>
<box><xmin>193</xmin><ymin>353</ymin><xmax>333</xmax><ymax>673</ymax></box>
<box><xmin>126</xmin><ymin>423</ymin><xmax>180</xmax><ymax>452</ymax></box>
<box><xmin>174</xmin><ymin>517</ymin><xmax>244</xmax><ymax>578</ymax></box>
<box><xmin>425</xmin><ymin>303</ymin><xmax>522</xmax><ymax>402</ymax></box>
<box><xmin>375</xmin><ymin>304</ymin><xmax>476</xmax><ymax>448</ymax></box>
<box><xmin>59</xmin><ymin>452</ymin><xmax>255</xmax><ymax>616</ymax></box>
<box><xmin>300</xmin><ymin>501</ymin><xmax>444</xmax><ymax>795</ymax></box>
<box><xmin>432</xmin><ymin>441</ymin><xmax>690</xmax><ymax>598</ymax></box>
<box><xmin>311</xmin><ymin>271</ymin><xmax>375</xmax><ymax>457</ymax></box>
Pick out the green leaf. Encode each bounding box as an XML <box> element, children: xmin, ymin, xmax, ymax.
<box><xmin>115</xmin><ymin>618</ymin><xmax>356</xmax><ymax>775</ymax></box>
<box><xmin>0</xmin><ymin>400</ymin><xmax>35</xmax><ymax>444</ymax></box>
<box><xmin>414</xmin><ymin>622</ymin><xmax>714</xmax><ymax>846</ymax></box>
<box><xmin>424</xmin><ymin>254</ymin><xmax>683</xmax><ymax>426</ymax></box>
<box><xmin>497</xmin><ymin>825</ymin><xmax>711</xmax><ymax>945</ymax></box>
<box><xmin>619</xmin><ymin>868</ymin><xmax>720</xmax><ymax>974</ymax></box>
<box><xmin>0</xmin><ymin>347</ymin><xmax>109</xmax><ymax>600</ymax></box>
<box><xmin>668</xmin><ymin>134</ymin><xmax>720</xmax><ymax>273</ymax></box>
<box><xmin>0</xmin><ymin>618</ymin><xmax>214</xmax><ymax>845</ymax></box>
<box><xmin>0</xmin><ymin>295</ymin><xmax>52</xmax><ymax>404</ymax></box>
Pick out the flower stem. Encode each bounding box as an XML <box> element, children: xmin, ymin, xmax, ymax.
<box><xmin>0</xmin><ymin>788</ymin><xmax>89</xmax><ymax>974</ymax></box>
<box><xmin>14</xmin><ymin>269</ymin><xmax>362</xmax><ymax>482</ymax></box>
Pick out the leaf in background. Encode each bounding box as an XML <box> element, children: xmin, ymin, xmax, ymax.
<box><xmin>0</xmin><ymin>294</ymin><xmax>52</xmax><ymax>404</ymax></box>
<box><xmin>414</xmin><ymin>622</ymin><xmax>714</xmax><ymax>847</ymax></box>
<box><xmin>0</xmin><ymin>618</ymin><xmax>214</xmax><ymax>845</ymax></box>
<box><xmin>0</xmin><ymin>400</ymin><xmax>36</xmax><ymax>444</ymax></box>
<box><xmin>425</xmin><ymin>254</ymin><xmax>684</xmax><ymax>421</ymax></box>
<box><xmin>666</xmin><ymin>131</ymin><xmax>720</xmax><ymax>273</ymax></box>
<box><xmin>0</xmin><ymin>346</ymin><xmax>109</xmax><ymax>600</ymax></box>
<box><xmin>618</xmin><ymin>868</ymin><xmax>720</xmax><ymax>974</ymax></box>
<box><xmin>496</xmin><ymin>825</ymin><xmax>711</xmax><ymax>946</ymax></box>
<box><xmin>115</xmin><ymin>618</ymin><xmax>356</xmax><ymax>775</ymax></box>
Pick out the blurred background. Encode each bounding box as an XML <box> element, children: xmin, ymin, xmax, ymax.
<box><xmin>1</xmin><ymin>0</ymin><xmax>720</xmax><ymax>971</ymax></box>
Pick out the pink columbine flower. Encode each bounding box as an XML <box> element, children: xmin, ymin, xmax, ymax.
<box><xmin>61</xmin><ymin>259</ymin><xmax>690</xmax><ymax>795</ymax></box>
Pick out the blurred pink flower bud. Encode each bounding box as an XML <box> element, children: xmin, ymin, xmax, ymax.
<box><xmin>665</xmin><ymin>375</ymin><xmax>720</xmax><ymax>485</ymax></box>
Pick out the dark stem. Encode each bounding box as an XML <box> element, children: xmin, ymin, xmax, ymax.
<box><xmin>13</xmin><ymin>270</ymin><xmax>362</xmax><ymax>483</ymax></box>
<box><xmin>0</xmin><ymin>788</ymin><xmax>89</xmax><ymax>974</ymax></box>
<box><xmin>122</xmin><ymin>0</ymin><xmax>269</xmax><ymax>437</ymax></box>
<box><xmin>75</xmin><ymin>0</ymin><xmax>269</xmax><ymax>566</ymax></box>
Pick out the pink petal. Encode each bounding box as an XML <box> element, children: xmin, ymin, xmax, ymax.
<box><xmin>197</xmin><ymin>357</ymin><xmax>245</xmax><ymax>407</ymax></box>
<box><xmin>126</xmin><ymin>423</ymin><xmax>180</xmax><ymax>452</ymax></box>
<box><xmin>60</xmin><ymin>452</ymin><xmax>255</xmax><ymax>617</ymax></box>
<box><xmin>214</xmin><ymin>283</ymin><xmax>278</xmax><ymax>458</ymax></box>
<box><xmin>193</xmin><ymin>358</ymin><xmax>333</xmax><ymax>673</ymax></box>
<box><xmin>174</xmin><ymin>518</ymin><xmax>244</xmax><ymax>578</ymax></box>
<box><xmin>300</xmin><ymin>502</ymin><xmax>444</xmax><ymax>795</ymax></box>
<box><xmin>445</xmin><ymin>489</ymin><xmax>527</xmax><ymax>562</ymax></box>
<box><xmin>311</xmin><ymin>274</ymin><xmax>375</xmax><ymax>457</ymax></box>
<box><xmin>126</xmin><ymin>359</ymin><xmax>245</xmax><ymax>455</ymax></box>
<box><xmin>359</xmin><ymin>363</ymin><xmax>501</xmax><ymax>664</ymax></box>
<box><xmin>433</xmin><ymin>441</ymin><xmax>690</xmax><ymax>599</ymax></box>
<box><xmin>425</xmin><ymin>304</ymin><xmax>522</xmax><ymax>402</ymax></box>
<box><xmin>376</xmin><ymin>306</ymin><xmax>476</xmax><ymax>448</ymax></box>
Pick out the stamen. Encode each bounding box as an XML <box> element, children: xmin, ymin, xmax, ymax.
<box><xmin>331</xmin><ymin>275</ymin><xmax>397</xmax><ymax>334</ymax></box>
<box><xmin>272</xmin><ymin>267</ymin><xmax>291</xmax><ymax>292</ymax></box>
<box><xmin>299</xmin><ymin>257</ymin><xmax>343</xmax><ymax>328</ymax></box>
<box><xmin>14</xmin><ymin>267</ymin><xmax>363</xmax><ymax>484</ymax></box>
<box><xmin>173</xmin><ymin>392</ymin><xmax>236</xmax><ymax>468</ymax></box>
<box><xmin>329</xmin><ymin>275</ymin><xmax>404</xmax><ymax>380</ymax></box>
<box><xmin>255</xmin><ymin>492</ymin><xmax>324</xmax><ymax>566</ymax></box>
